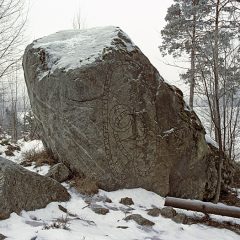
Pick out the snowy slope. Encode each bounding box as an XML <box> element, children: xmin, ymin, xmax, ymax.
<box><xmin>0</xmin><ymin>140</ymin><xmax>239</xmax><ymax>240</ymax></box>
<box><xmin>0</xmin><ymin>187</ymin><xmax>239</xmax><ymax>240</ymax></box>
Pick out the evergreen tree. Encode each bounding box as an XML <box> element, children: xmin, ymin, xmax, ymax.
<box><xmin>160</xmin><ymin>0</ymin><xmax>211</xmax><ymax>109</ymax></box>
<box><xmin>161</xmin><ymin>0</ymin><xmax>240</xmax><ymax>202</ymax></box>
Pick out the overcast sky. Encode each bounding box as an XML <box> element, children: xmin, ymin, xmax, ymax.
<box><xmin>26</xmin><ymin>0</ymin><xmax>188</xmax><ymax>93</ymax></box>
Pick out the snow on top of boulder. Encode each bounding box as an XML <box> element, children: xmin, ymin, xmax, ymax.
<box><xmin>33</xmin><ymin>26</ymin><xmax>137</xmax><ymax>80</ymax></box>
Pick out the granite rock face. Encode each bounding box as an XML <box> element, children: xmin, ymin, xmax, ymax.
<box><xmin>23</xmin><ymin>26</ymin><xmax>221</xmax><ymax>200</ymax></box>
<box><xmin>0</xmin><ymin>157</ymin><xmax>70</xmax><ymax>219</ymax></box>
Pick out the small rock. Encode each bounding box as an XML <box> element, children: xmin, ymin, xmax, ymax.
<box><xmin>58</xmin><ymin>204</ymin><xmax>68</xmax><ymax>213</ymax></box>
<box><xmin>86</xmin><ymin>195</ymin><xmax>111</xmax><ymax>204</ymax></box>
<box><xmin>4</xmin><ymin>150</ymin><xmax>14</xmax><ymax>156</ymax></box>
<box><xmin>0</xmin><ymin>233</ymin><xmax>6</xmax><ymax>240</ymax></box>
<box><xmin>187</xmin><ymin>218</ymin><xmax>196</xmax><ymax>225</ymax></box>
<box><xmin>58</xmin><ymin>204</ymin><xmax>77</xmax><ymax>217</ymax></box>
<box><xmin>7</xmin><ymin>144</ymin><xmax>21</xmax><ymax>152</ymax></box>
<box><xmin>46</xmin><ymin>163</ymin><xmax>71</xmax><ymax>182</ymax></box>
<box><xmin>20</xmin><ymin>161</ymin><xmax>32</xmax><ymax>167</ymax></box>
<box><xmin>172</xmin><ymin>213</ymin><xmax>188</xmax><ymax>224</ymax></box>
<box><xmin>124</xmin><ymin>214</ymin><xmax>154</xmax><ymax>226</ymax></box>
<box><xmin>117</xmin><ymin>226</ymin><xmax>129</xmax><ymax>229</ymax></box>
<box><xmin>147</xmin><ymin>208</ymin><xmax>161</xmax><ymax>217</ymax></box>
<box><xmin>105</xmin><ymin>197</ymin><xmax>112</xmax><ymax>203</ymax></box>
<box><xmin>91</xmin><ymin>205</ymin><xmax>109</xmax><ymax>215</ymax></box>
<box><xmin>160</xmin><ymin>207</ymin><xmax>177</xmax><ymax>218</ymax></box>
<box><xmin>119</xmin><ymin>197</ymin><xmax>134</xmax><ymax>206</ymax></box>
<box><xmin>120</xmin><ymin>206</ymin><xmax>135</xmax><ymax>214</ymax></box>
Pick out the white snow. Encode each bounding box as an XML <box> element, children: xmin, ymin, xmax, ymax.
<box><xmin>205</xmin><ymin>134</ymin><xmax>219</xmax><ymax>149</ymax></box>
<box><xmin>163</xmin><ymin>128</ymin><xmax>175</xmax><ymax>135</ymax></box>
<box><xmin>0</xmin><ymin>139</ymin><xmax>49</xmax><ymax>175</ymax></box>
<box><xmin>0</xmin><ymin>139</ymin><xmax>239</xmax><ymax>239</ymax></box>
<box><xmin>0</xmin><ymin>139</ymin><xmax>43</xmax><ymax>162</ymax></box>
<box><xmin>33</xmin><ymin>26</ymin><xmax>137</xmax><ymax>80</ymax></box>
<box><xmin>0</xmin><ymin>187</ymin><xmax>239</xmax><ymax>240</ymax></box>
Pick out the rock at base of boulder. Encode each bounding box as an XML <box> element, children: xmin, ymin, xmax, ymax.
<box><xmin>124</xmin><ymin>214</ymin><xmax>154</xmax><ymax>226</ymax></box>
<box><xmin>172</xmin><ymin>213</ymin><xmax>188</xmax><ymax>224</ymax></box>
<box><xmin>46</xmin><ymin>163</ymin><xmax>71</xmax><ymax>182</ymax></box>
<box><xmin>0</xmin><ymin>157</ymin><xmax>70</xmax><ymax>220</ymax></box>
<box><xmin>70</xmin><ymin>177</ymin><xmax>99</xmax><ymax>195</ymax></box>
<box><xmin>147</xmin><ymin>208</ymin><xmax>161</xmax><ymax>217</ymax></box>
<box><xmin>160</xmin><ymin>207</ymin><xmax>177</xmax><ymax>218</ymax></box>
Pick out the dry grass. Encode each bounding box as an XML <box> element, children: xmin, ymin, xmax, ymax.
<box><xmin>21</xmin><ymin>149</ymin><xmax>57</xmax><ymax>167</ymax></box>
<box><xmin>220</xmin><ymin>189</ymin><xmax>240</xmax><ymax>207</ymax></box>
<box><xmin>70</xmin><ymin>176</ymin><xmax>99</xmax><ymax>195</ymax></box>
<box><xmin>43</xmin><ymin>215</ymin><xmax>70</xmax><ymax>230</ymax></box>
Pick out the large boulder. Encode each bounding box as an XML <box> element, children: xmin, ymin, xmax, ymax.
<box><xmin>0</xmin><ymin>157</ymin><xmax>70</xmax><ymax>219</ymax></box>
<box><xmin>23</xmin><ymin>26</ymin><xmax>220</xmax><ymax>200</ymax></box>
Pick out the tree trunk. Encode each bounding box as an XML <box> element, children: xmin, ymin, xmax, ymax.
<box><xmin>189</xmin><ymin>0</ymin><xmax>197</xmax><ymax>110</ymax></box>
<box><xmin>213</xmin><ymin>0</ymin><xmax>223</xmax><ymax>204</ymax></box>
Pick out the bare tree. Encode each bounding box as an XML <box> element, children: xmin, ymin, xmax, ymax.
<box><xmin>0</xmin><ymin>0</ymin><xmax>27</xmax><ymax>140</ymax></box>
<box><xmin>212</xmin><ymin>0</ymin><xmax>223</xmax><ymax>203</ymax></box>
<box><xmin>0</xmin><ymin>0</ymin><xmax>27</xmax><ymax>79</ymax></box>
<box><xmin>194</xmin><ymin>0</ymin><xmax>240</xmax><ymax>202</ymax></box>
<box><xmin>72</xmin><ymin>7</ymin><xmax>86</xmax><ymax>30</ymax></box>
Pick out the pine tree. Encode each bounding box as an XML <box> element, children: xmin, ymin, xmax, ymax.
<box><xmin>161</xmin><ymin>0</ymin><xmax>240</xmax><ymax>202</ymax></box>
<box><xmin>160</xmin><ymin>0</ymin><xmax>211</xmax><ymax>109</ymax></box>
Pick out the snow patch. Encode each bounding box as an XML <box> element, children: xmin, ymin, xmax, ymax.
<box><xmin>205</xmin><ymin>134</ymin><xmax>219</xmax><ymax>149</ymax></box>
<box><xmin>33</xmin><ymin>26</ymin><xmax>137</xmax><ymax>80</ymax></box>
<box><xmin>0</xmin><ymin>187</ymin><xmax>239</xmax><ymax>240</ymax></box>
<box><xmin>163</xmin><ymin>128</ymin><xmax>175</xmax><ymax>135</ymax></box>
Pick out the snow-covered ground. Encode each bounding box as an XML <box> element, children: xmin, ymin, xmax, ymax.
<box><xmin>0</xmin><ymin>139</ymin><xmax>50</xmax><ymax>175</ymax></box>
<box><xmin>0</xmin><ymin>139</ymin><xmax>239</xmax><ymax>240</ymax></box>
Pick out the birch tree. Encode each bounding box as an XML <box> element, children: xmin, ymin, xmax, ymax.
<box><xmin>196</xmin><ymin>0</ymin><xmax>240</xmax><ymax>202</ymax></box>
<box><xmin>0</xmin><ymin>0</ymin><xmax>27</xmax><ymax>139</ymax></box>
<box><xmin>0</xmin><ymin>0</ymin><xmax>27</xmax><ymax>79</ymax></box>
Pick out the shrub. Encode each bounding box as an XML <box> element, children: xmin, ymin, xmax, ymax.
<box><xmin>0</xmin><ymin>139</ymin><xmax>10</xmax><ymax>146</ymax></box>
<box><xmin>43</xmin><ymin>215</ymin><xmax>70</xmax><ymax>230</ymax></box>
<box><xmin>21</xmin><ymin>149</ymin><xmax>57</xmax><ymax>167</ymax></box>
